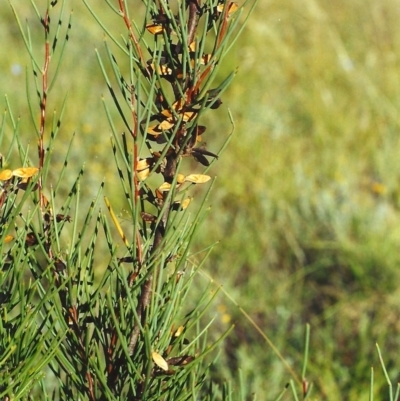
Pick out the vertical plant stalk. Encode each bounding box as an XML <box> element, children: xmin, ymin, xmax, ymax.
<box><xmin>35</xmin><ymin>7</ymin><xmax>55</xmax><ymax>264</ymax></box>
<box><xmin>38</xmin><ymin>10</ymin><xmax>50</xmax><ymax>209</ymax></box>
<box><xmin>127</xmin><ymin>0</ymin><xmax>204</xmax><ymax>356</ymax></box>
<box><xmin>17</xmin><ymin>3</ymin><xmax>97</xmax><ymax>398</ymax></box>
<box><xmin>117</xmin><ymin>0</ymin><xmax>145</xmax><ymax>264</ymax></box>
<box><xmin>84</xmin><ymin>0</ymin><xmax>248</xmax><ymax>394</ymax></box>
<box><xmin>121</xmin><ymin>0</ymin><xmax>247</xmax><ymax>359</ymax></box>
<box><xmin>130</xmin><ymin>84</ymin><xmax>144</xmax><ymax>266</ymax></box>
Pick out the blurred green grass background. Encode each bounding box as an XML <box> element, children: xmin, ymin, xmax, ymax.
<box><xmin>3</xmin><ymin>0</ymin><xmax>400</xmax><ymax>398</ymax></box>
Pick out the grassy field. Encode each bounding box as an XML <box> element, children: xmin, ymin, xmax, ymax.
<box><xmin>3</xmin><ymin>0</ymin><xmax>400</xmax><ymax>399</ymax></box>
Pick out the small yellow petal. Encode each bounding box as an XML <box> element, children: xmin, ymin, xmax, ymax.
<box><xmin>137</xmin><ymin>168</ymin><xmax>150</xmax><ymax>181</ymax></box>
<box><xmin>181</xmin><ymin>198</ymin><xmax>192</xmax><ymax>209</ymax></box>
<box><xmin>159</xmin><ymin>119</ymin><xmax>174</xmax><ymax>130</ymax></box>
<box><xmin>174</xmin><ymin>325</ymin><xmax>184</xmax><ymax>337</ymax></box>
<box><xmin>161</xmin><ymin>109</ymin><xmax>173</xmax><ymax>118</ymax></box>
<box><xmin>4</xmin><ymin>235</ymin><xmax>14</xmax><ymax>244</ymax></box>
<box><xmin>152</xmin><ymin>351</ymin><xmax>169</xmax><ymax>371</ymax></box>
<box><xmin>12</xmin><ymin>167</ymin><xmax>39</xmax><ymax>178</ymax></box>
<box><xmin>158</xmin><ymin>182</ymin><xmax>171</xmax><ymax>192</ymax></box>
<box><xmin>137</xmin><ymin>159</ymin><xmax>150</xmax><ymax>171</ymax></box>
<box><xmin>217</xmin><ymin>2</ymin><xmax>239</xmax><ymax>14</ymax></box>
<box><xmin>185</xmin><ymin>174</ymin><xmax>211</xmax><ymax>184</ymax></box>
<box><xmin>182</xmin><ymin>111</ymin><xmax>196</xmax><ymax>122</ymax></box>
<box><xmin>146</xmin><ymin>24</ymin><xmax>164</xmax><ymax>35</ymax></box>
<box><xmin>0</xmin><ymin>169</ymin><xmax>13</xmax><ymax>181</ymax></box>
<box><xmin>177</xmin><ymin>174</ymin><xmax>185</xmax><ymax>184</ymax></box>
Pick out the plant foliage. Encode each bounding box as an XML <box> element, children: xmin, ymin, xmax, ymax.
<box><xmin>0</xmin><ymin>0</ymin><xmax>257</xmax><ymax>399</ymax></box>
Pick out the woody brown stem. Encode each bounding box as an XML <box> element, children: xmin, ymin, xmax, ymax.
<box><xmin>128</xmin><ymin>154</ymin><xmax>178</xmax><ymax>355</ymax></box>
<box><xmin>187</xmin><ymin>0</ymin><xmax>200</xmax><ymax>46</ymax></box>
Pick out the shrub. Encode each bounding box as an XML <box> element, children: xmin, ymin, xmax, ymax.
<box><xmin>0</xmin><ymin>0</ymin><xmax>255</xmax><ymax>399</ymax></box>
